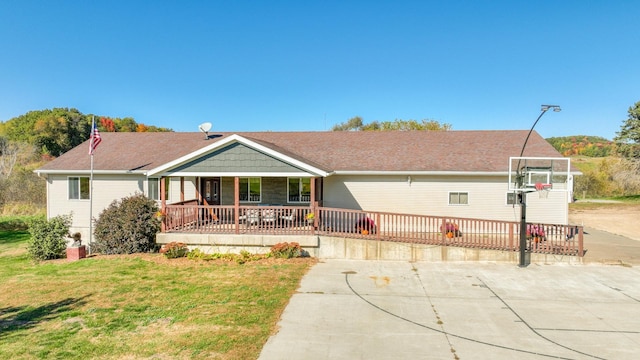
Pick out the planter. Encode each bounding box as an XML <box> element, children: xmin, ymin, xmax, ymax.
<box><xmin>66</xmin><ymin>245</ymin><xmax>86</xmax><ymax>261</ymax></box>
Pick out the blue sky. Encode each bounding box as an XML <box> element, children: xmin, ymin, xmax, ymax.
<box><xmin>1</xmin><ymin>1</ymin><xmax>638</xmax><ymax>139</ymax></box>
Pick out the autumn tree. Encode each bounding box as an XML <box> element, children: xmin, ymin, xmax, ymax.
<box><xmin>332</xmin><ymin>117</ymin><xmax>451</xmax><ymax>131</ymax></box>
<box><xmin>615</xmin><ymin>100</ymin><xmax>640</xmax><ymax>158</ymax></box>
<box><xmin>100</xmin><ymin>117</ymin><xmax>116</xmax><ymax>132</ymax></box>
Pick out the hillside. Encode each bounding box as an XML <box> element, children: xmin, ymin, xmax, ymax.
<box><xmin>545</xmin><ymin>135</ymin><xmax>613</xmax><ymax>157</ymax></box>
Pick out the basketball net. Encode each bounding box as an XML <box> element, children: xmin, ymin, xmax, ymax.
<box><xmin>535</xmin><ymin>182</ymin><xmax>552</xmax><ymax>198</ymax></box>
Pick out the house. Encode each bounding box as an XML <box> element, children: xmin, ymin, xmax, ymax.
<box><xmin>35</xmin><ymin>130</ymin><xmax>576</xmax><ymax>242</ymax></box>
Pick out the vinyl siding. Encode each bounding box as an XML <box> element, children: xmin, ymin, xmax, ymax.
<box><xmin>323</xmin><ymin>175</ymin><xmax>568</xmax><ymax>225</ymax></box>
<box><xmin>46</xmin><ymin>174</ymin><xmax>198</xmax><ymax>241</ymax></box>
<box><xmin>47</xmin><ymin>174</ymin><xmax>145</xmax><ymax>239</ymax></box>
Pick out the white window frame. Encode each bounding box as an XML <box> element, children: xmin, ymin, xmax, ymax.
<box><xmin>448</xmin><ymin>191</ymin><xmax>469</xmax><ymax>205</ymax></box>
<box><xmin>287</xmin><ymin>177</ymin><xmax>311</xmax><ymax>203</ymax></box>
<box><xmin>239</xmin><ymin>177</ymin><xmax>261</xmax><ymax>203</ymax></box>
<box><xmin>148</xmin><ymin>178</ymin><xmax>170</xmax><ymax>201</ymax></box>
<box><xmin>68</xmin><ymin>176</ymin><xmax>90</xmax><ymax>200</ymax></box>
<box><xmin>506</xmin><ymin>192</ymin><xmax>517</xmax><ymax>205</ymax></box>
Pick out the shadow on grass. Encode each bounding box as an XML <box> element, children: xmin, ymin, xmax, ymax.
<box><xmin>0</xmin><ymin>295</ymin><xmax>90</xmax><ymax>338</ymax></box>
<box><xmin>0</xmin><ymin>230</ymin><xmax>29</xmax><ymax>245</ymax></box>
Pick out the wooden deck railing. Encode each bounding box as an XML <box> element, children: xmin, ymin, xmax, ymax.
<box><xmin>162</xmin><ymin>204</ymin><xmax>584</xmax><ymax>257</ymax></box>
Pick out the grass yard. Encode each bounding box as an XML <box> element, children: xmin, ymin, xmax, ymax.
<box><xmin>0</xmin><ymin>227</ymin><xmax>316</xmax><ymax>359</ymax></box>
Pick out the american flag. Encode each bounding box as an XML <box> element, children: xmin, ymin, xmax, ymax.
<box><xmin>89</xmin><ymin>121</ymin><xmax>102</xmax><ymax>155</ymax></box>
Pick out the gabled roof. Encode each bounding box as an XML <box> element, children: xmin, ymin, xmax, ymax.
<box><xmin>35</xmin><ymin>130</ymin><xmax>565</xmax><ymax>175</ymax></box>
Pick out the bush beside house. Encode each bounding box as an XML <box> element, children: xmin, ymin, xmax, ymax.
<box><xmin>92</xmin><ymin>193</ymin><xmax>160</xmax><ymax>254</ymax></box>
<box><xmin>27</xmin><ymin>214</ymin><xmax>71</xmax><ymax>261</ymax></box>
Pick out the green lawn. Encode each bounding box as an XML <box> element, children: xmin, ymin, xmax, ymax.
<box><xmin>0</xmin><ymin>227</ymin><xmax>314</xmax><ymax>359</ymax></box>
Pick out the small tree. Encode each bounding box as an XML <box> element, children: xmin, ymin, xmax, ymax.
<box><xmin>27</xmin><ymin>214</ymin><xmax>71</xmax><ymax>261</ymax></box>
<box><xmin>92</xmin><ymin>193</ymin><xmax>160</xmax><ymax>254</ymax></box>
<box><xmin>615</xmin><ymin>100</ymin><xmax>640</xmax><ymax>158</ymax></box>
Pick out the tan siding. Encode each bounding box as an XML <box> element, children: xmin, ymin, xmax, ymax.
<box><xmin>48</xmin><ymin>174</ymin><xmax>146</xmax><ymax>240</ymax></box>
<box><xmin>323</xmin><ymin>175</ymin><xmax>568</xmax><ymax>225</ymax></box>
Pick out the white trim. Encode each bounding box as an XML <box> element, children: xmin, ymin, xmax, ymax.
<box><xmin>238</xmin><ymin>177</ymin><xmax>262</xmax><ymax>203</ymax></box>
<box><xmin>147</xmin><ymin>177</ymin><xmax>160</xmax><ymax>201</ymax></box>
<box><xmin>146</xmin><ymin>134</ymin><xmax>329</xmax><ymax>177</ymax></box>
<box><xmin>36</xmin><ymin>170</ymin><xmax>145</xmax><ymax>175</ymax></box>
<box><xmin>448</xmin><ymin>191</ymin><xmax>469</xmax><ymax>206</ymax></box>
<box><xmin>287</xmin><ymin>177</ymin><xmax>311</xmax><ymax>203</ymax></box>
<box><xmin>333</xmin><ymin>171</ymin><xmax>508</xmax><ymax>176</ymax></box>
<box><xmin>68</xmin><ymin>176</ymin><xmax>91</xmax><ymax>201</ymax></box>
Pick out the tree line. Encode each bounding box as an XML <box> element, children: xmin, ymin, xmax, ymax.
<box><xmin>0</xmin><ymin>108</ymin><xmax>172</xmax><ymax>213</ymax></box>
<box><xmin>0</xmin><ymin>103</ymin><xmax>638</xmax><ymax>214</ymax></box>
<box><xmin>0</xmin><ymin>108</ymin><xmax>172</xmax><ymax>157</ymax></box>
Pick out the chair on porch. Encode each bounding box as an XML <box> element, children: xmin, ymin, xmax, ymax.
<box><xmin>261</xmin><ymin>208</ymin><xmax>277</xmax><ymax>226</ymax></box>
<box><xmin>239</xmin><ymin>209</ymin><xmax>260</xmax><ymax>226</ymax></box>
<box><xmin>280</xmin><ymin>209</ymin><xmax>297</xmax><ymax>226</ymax></box>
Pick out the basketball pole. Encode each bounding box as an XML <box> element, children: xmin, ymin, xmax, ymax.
<box><xmin>517</xmin><ymin>105</ymin><xmax>561</xmax><ymax>267</ymax></box>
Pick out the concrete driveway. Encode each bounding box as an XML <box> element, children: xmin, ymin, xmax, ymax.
<box><xmin>260</xmin><ymin>259</ymin><xmax>640</xmax><ymax>360</ymax></box>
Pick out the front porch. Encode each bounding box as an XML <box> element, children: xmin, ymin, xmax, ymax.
<box><xmin>158</xmin><ymin>204</ymin><xmax>585</xmax><ymax>262</ymax></box>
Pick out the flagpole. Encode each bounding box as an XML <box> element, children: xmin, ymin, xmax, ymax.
<box><xmin>89</xmin><ymin>116</ymin><xmax>95</xmax><ymax>254</ymax></box>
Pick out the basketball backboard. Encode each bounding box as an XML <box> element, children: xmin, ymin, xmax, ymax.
<box><xmin>508</xmin><ymin>157</ymin><xmax>571</xmax><ymax>193</ymax></box>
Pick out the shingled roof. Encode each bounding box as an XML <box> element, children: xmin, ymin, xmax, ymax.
<box><xmin>36</xmin><ymin>130</ymin><xmax>563</xmax><ymax>174</ymax></box>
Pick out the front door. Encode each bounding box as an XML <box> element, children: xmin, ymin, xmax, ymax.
<box><xmin>201</xmin><ymin>177</ymin><xmax>221</xmax><ymax>206</ymax></box>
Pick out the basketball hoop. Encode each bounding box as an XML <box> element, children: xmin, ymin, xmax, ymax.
<box><xmin>535</xmin><ymin>182</ymin><xmax>552</xmax><ymax>198</ymax></box>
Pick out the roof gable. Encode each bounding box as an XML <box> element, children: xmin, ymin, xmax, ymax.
<box><xmin>148</xmin><ymin>134</ymin><xmax>328</xmax><ymax>176</ymax></box>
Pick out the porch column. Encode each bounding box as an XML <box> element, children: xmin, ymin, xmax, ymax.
<box><xmin>310</xmin><ymin>177</ymin><xmax>317</xmax><ymax>228</ymax></box>
<box><xmin>234</xmin><ymin>176</ymin><xmax>240</xmax><ymax>234</ymax></box>
<box><xmin>160</xmin><ymin>176</ymin><xmax>166</xmax><ymax>232</ymax></box>
<box><xmin>180</xmin><ymin>177</ymin><xmax>184</xmax><ymax>202</ymax></box>
<box><xmin>195</xmin><ymin>176</ymin><xmax>202</xmax><ymax>203</ymax></box>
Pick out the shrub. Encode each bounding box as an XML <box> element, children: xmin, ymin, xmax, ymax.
<box><xmin>270</xmin><ymin>242</ymin><xmax>302</xmax><ymax>259</ymax></box>
<box><xmin>27</xmin><ymin>214</ymin><xmax>71</xmax><ymax>261</ymax></box>
<box><xmin>186</xmin><ymin>248</ymin><xmax>266</xmax><ymax>263</ymax></box>
<box><xmin>187</xmin><ymin>248</ymin><xmax>207</xmax><ymax>260</ymax></box>
<box><xmin>160</xmin><ymin>242</ymin><xmax>189</xmax><ymax>259</ymax></box>
<box><xmin>92</xmin><ymin>193</ymin><xmax>159</xmax><ymax>254</ymax></box>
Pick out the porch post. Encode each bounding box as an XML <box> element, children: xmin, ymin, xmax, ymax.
<box><xmin>160</xmin><ymin>176</ymin><xmax>166</xmax><ymax>232</ymax></box>
<box><xmin>180</xmin><ymin>176</ymin><xmax>184</xmax><ymax>202</ymax></box>
<box><xmin>234</xmin><ymin>176</ymin><xmax>240</xmax><ymax>234</ymax></box>
<box><xmin>310</xmin><ymin>177</ymin><xmax>317</xmax><ymax>229</ymax></box>
<box><xmin>195</xmin><ymin>176</ymin><xmax>202</xmax><ymax>203</ymax></box>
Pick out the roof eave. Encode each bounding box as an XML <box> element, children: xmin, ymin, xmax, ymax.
<box><xmin>332</xmin><ymin>171</ymin><xmax>509</xmax><ymax>176</ymax></box>
<box><xmin>34</xmin><ymin>170</ymin><xmax>147</xmax><ymax>176</ymax></box>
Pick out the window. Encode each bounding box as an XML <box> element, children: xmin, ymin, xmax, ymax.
<box><xmin>506</xmin><ymin>192</ymin><xmax>517</xmax><ymax>205</ymax></box>
<box><xmin>148</xmin><ymin>178</ymin><xmax>170</xmax><ymax>201</ymax></box>
<box><xmin>288</xmin><ymin>178</ymin><xmax>311</xmax><ymax>202</ymax></box>
<box><xmin>69</xmin><ymin>177</ymin><xmax>90</xmax><ymax>200</ymax></box>
<box><xmin>239</xmin><ymin>178</ymin><xmax>261</xmax><ymax>202</ymax></box>
<box><xmin>448</xmin><ymin>192</ymin><xmax>468</xmax><ymax>205</ymax></box>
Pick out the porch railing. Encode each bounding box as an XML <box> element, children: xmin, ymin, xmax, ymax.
<box><xmin>162</xmin><ymin>204</ymin><xmax>584</xmax><ymax>257</ymax></box>
<box><xmin>163</xmin><ymin>204</ymin><xmax>314</xmax><ymax>235</ymax></box>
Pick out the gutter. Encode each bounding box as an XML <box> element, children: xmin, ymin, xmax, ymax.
<box><xmin>34</xmin><ymin>170</ymin><xmax>147</xmax><ymax>176</ymax></box>
<box><xmin>331</xmin><ymin>171</ymin><xmax>510</xmax><ymax>176</ymax></box>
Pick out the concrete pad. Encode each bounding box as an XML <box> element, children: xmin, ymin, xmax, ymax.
<box><xmin>259</xmin><ymin>260</ymin><xmax>640</xmax><ymax>360</ymax></box>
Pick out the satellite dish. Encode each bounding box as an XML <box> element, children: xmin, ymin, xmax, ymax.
<box><xmin>198</xmin><ymin>122</ymin><xmax>212</xmax><ymax>139</ymax></box>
